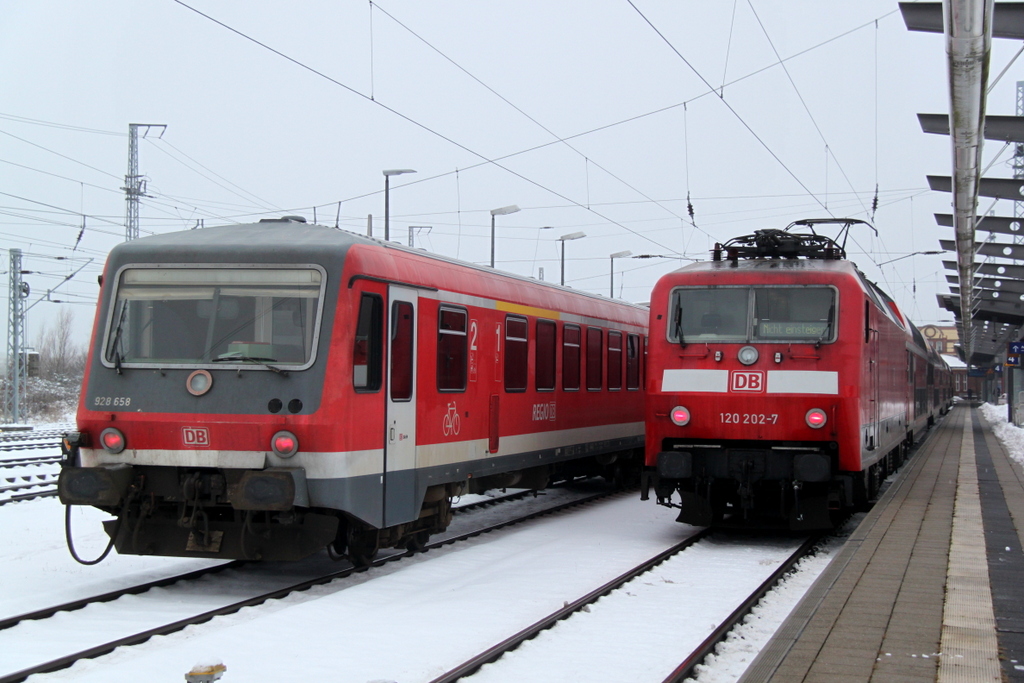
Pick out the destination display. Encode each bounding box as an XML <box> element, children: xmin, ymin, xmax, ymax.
<box><xmin>758</xmin><ymin>321</ymin><xmax>828</xmax><ymax>338</ymax></box>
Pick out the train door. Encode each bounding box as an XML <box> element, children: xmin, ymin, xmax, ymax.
<box><xmin>865</xmin><ymin>301</ymin><xmax>878</xmax><ymax>452</ymax></box>
<box><xmin>385</xmin><ymin>286</ymin><xmax>418</xmax><ymax>527</ymax></box>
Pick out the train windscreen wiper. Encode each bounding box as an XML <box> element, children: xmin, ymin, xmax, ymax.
<box><xmin>673</xmin><ymin>298</ymin><xmax>686</xmax><ymax>348</ymax></box>
<box><xmin>815</xmin><ymin>299</ymin><xmax>836</xmax><ymax>349</ymax></box>
<box><xmin>108</xmin><ymin>301</ymin><xmax>128</xmax><ymax>375</ymax></box>
<box><xmin>212</xmin><ymin>353</ymin><xmax>289</xmax><ymax>376</ymax></box>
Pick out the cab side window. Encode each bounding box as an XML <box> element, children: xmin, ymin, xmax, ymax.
<box><xmin>353</xmin><ymin>293</ymin><xmax>382</xmax><ymax>392</ymax></box>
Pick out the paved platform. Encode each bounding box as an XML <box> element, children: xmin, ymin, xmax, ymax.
<box><xmin>739</xmin><ymin>403</ymin><xmax>1024</xmax><ymax>682</ymax></box>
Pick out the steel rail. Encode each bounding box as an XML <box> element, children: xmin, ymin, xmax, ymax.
<box><xmin>661</xmin><ymin>534</ymin><xmax>823</xmax><ymax>683</ymax></box>
<box><xmin>0</xmin><ymin>442</ymin><xmax>61</xmax><ymax>453</ymax></box>
<box><xmin>0</xmin><ymin>456</ymin><xmax>62</xmax><ymax>468</ymax></box>
<box><xmin>0</xmin><ymin>489</ymin><xmax>57</xmax><ymax>506</ymax></box>
<box><xmin>0</xmin><ymin>487</ymin><xmax>622</xmax><ymax>683</ymax></box>
<box><xmin>427</xmin><ymin>527</ymin><xmax>713</xmax><ymax>683</ymax></box>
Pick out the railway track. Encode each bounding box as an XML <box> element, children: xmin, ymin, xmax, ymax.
<box><xmin>0</xmin><ymin>455</ymin><xmax>62</xmax><ymax>469</ymax></box>
<box><xmin>426</xmin><ymin>532</ymin><xmax>821</xmax><ymax>683</ymax></box>
<box><xmin>0</xmin><ymin>441</ymin><xmax>61</xmax><ymax>453</ymax></box>
<box><xmin>0</xmin><ymin>427</ymin><xmax>68</xmax><ymax>444</ymax></box>
<box><xmin>0</xmin><ymin>483</ymin><xmax>622</xmax><ymax>683</ymax></box>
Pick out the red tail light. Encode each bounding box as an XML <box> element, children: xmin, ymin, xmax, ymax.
<box><xmin>805</xmin><ymin>409</ymin><xmax>827</xmax><ymax>429</ymax></box>
<box><xmin>670</xmin><ymin>406</ymin><xmax>691</xmax><ymax>426</ymax></box>
<box><xmin>100</xmin><ymin>427</ymin><xmax>126</xmax><ymax>454</ymax></box>
<box><xmin>271</xmin><ymin>431</ymin><xmax>299</xmax><ymax>458</ymax></box>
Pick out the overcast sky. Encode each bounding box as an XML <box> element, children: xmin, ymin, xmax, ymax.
<box><xmin>3</xmin><ymin>0</ymin><xmax>1023</xmax><ymax>344</ymax></box>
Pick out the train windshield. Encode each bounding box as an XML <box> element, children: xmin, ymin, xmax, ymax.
<box><xmin>669</xmin><ymin>286</ymin><xmax>836</xmax><ymax>343</ymax></box>
<box><xmin>104</xmin><ymin>267</ymin><xmax>324</xmax><ymax>368</ymax></box>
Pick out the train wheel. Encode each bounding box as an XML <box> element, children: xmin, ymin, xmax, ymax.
<box><xmin>346</xmin><ymin>525</ymin><xmax>380</xmax><ymax>568</ymax></box>
<box><xmin>405</xmin><ymin>530</ymin><xmax>431</xmax><ymax>552</ymax></box>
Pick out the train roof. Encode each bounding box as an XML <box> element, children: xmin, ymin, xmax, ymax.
<box><xmin>664</xmin><ymin>256</ymin><xmax>862</xmax><ymax>276</ymax></box>
<box><xmin>106</xmin><ymin>219</ymin><xmax>648</xmax><ymax>314</ymax></box>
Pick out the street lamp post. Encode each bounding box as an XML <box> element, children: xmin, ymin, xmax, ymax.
<box><xmin>609</xmin><ymin>250</ymin><xmax>632</xmax><ymax>298</ymax></box>
<box><xmin>383</xmin><ymin>169</ymin><xmax>416</xmax><ymax>241</ymax></box>
<box><xmin>489</xmin><ymin>205</ymin><xmax>520</xmax><ymax>268</ymax></box>
<box><xmin>559</xmin><ymin>231</ymin><xmax>586</xmax><ymax>286</ymax></box>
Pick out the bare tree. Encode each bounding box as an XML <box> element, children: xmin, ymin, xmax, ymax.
<box><xmin>36</xmin><ymin>308</ymin><xmax>86</xmax><ymax>379</ymax></box>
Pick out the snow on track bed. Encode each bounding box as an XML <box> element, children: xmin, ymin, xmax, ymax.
<box><xmin>465</xmin><ymin>532</ymin><xmax>813</xmax><ymax>683</ymax></box>
<box><xmin>0</xmin><ymin>483</ymin><xmax>616</xmax><ymax>682</ymax></box>
<box><xmin>6</xmin><ymin>492</ymin><xmax>693</xmax><ymax>682</ymax></box>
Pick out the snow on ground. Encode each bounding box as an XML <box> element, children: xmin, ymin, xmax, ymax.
<box><xmin>0</xmin><ymin>495</ymin><xmax>223</xmax><ymax>618</ymax></box>
<box><xmin>979</xmin><ymin>402</ymin><xmax>1024</xmax><ymax>463</ymax></box>
<box><xmin>469</xmin><ymin>532</ymin><xmax>809</xmax><ymax>683</ymax></box>
<box><xmin>0</xmin><ymin>422</ymin><xmax>851</xmax><ymax>683</ymax></box>
<box><xmin>23</xmin><ymin>495</ymin><xmax>700</xmax><ymax>683</ymax></box>
<box><xmin>688</xmin><ymin>522</ymin><xmax>854</xmax><ymax>682</ymax></box>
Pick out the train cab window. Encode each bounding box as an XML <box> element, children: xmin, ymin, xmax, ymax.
<box><xmin>103</xmin><ymin>266</ymin><xmax>325</xmax><ymax>370</ymax></box>
<box><xmin>626</xmin><ymin>334</ymin><xmax>641</xmax><ymax>390</ymax></box>
<box><xmin>437</xmin><ymin>306</ymin><xmax>468</xmax><ymax>392</ymax></box>
<box><xmin>752</xmin><ymin>287</ymin><xmax>835</xmax><ymax>343</ymax></box>
<box><xmin>562</xmin><ymin>324</ymin><xmax>581</xmax><ymax>391</ymax></box>
<box><xmin>536</xmin><ymin>320</ymin><xmax>556</xmax><ymax>391</ymax></box>
<box><xmin>586</xmin><ymin>327</ymin><xmax>603</xmax><ymax>391</ymax></box>
<box><xmin>608</xmin><ymin>331</ymin><xmax>622</xmax><ymax>391</ymax></box>
<box><xmin>505</xmin><ymin>316</ymin><xmax>529</xmax><ymax>392</ymax></box>
<box><xmin>353</xmin><ymin>293</ymin><xmax>383</xmax><ymax>391</ymax></box>
<box><xmin>390</xmin><ymin>301</ymin><xmax>414</xmax><ymax>401</ymax></box>
<box><xmin>670</xmin><ymin>288</ymin><xmax>748</xmax><ymax>342</ymax></box>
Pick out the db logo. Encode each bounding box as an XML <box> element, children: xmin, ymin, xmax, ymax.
<box><xmin>730</xmin><ymin>371</ymin><xmax>765</xmax><ymax>393</ymax></box>
<box><xmin>182</xmin><ymin>427</ymin><xmax>210</xmax><ymax>448</ymax></box>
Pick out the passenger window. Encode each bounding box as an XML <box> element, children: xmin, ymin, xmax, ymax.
<box><xmin>626</xmin><ymin>333</ymin><xmax>640</xmax><ymax>390</ymax></box>
<box><xmin>353</xmin><ymin>293</ymin><xmax>383</xmax><ymax>392</ymax></box>
<box><xmin>608</xmin><ymin>331</ymin><xmax>622</xmax><ymax>391</ymax></box>
<box><xmin>438</xmin><ymin>306</ymin><xmax>468</xmax><ymax>392</ymax></box>
<box><xmin>536</xmin><ymin>320</ymin><xmax>556</xmax><ymax>391</ymax></box>
<box><xmin>505</xmin><ymin>316</ymin><xmax>528</xmax><ymax>392</ymax></box>
<box><xmin>586</xmin><ymin>327</ymin><xmax>603</xmax><ymax>391</ymax></box>
<box><xmin>563</xmin><ymin>324</ymin><xmax>581</xmax><ymax>391</ymax></box>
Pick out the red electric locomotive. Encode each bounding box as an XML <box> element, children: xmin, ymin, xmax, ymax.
<box><xmin>642</xmin><ymin>220</ymin><xmax>950</xmax><ymax>530</ymax></box>
<box><xmin>59</xmin><ymin>218</ymin><xmax>647</xmax><ymax>563</ymax></box>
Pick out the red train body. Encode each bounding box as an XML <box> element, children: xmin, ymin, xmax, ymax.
<box><xmin>642</xmin><ymin>225</ymin><xmax>951</xmax><ymax>529</ymax></box>
<box><xmin>60</xmin><ymin>219</ymin><xmax>647</xmax><ymax>562</ymax></box>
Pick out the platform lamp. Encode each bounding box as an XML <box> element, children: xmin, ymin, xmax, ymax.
<box><xmin>383</xmin><ymin>169</ymin><xmax>416</xmax><ymax>241</ymax></box>
<box><xmin>490</xmin><ymin>205</ymin><xmax>520</xmax><ymax>268</ymax></box>
<box><xmin>609</xmin><ymin>250</ymin><xmax>632</xmax><ymax>298</ymax></box>
<box><xmin>559</xmin><ymin>231</ymin><xmax>586</xmax><ymax>286</ymax></box>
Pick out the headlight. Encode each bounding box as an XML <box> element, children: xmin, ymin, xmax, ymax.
<box><xmin>186</xmin><ymin>369</ymin><xmax>213</xmax><ymax>396</ymax></box>
<box><xmin>737</xmin><ymin>346</ymin><xmax>759</xmax><ymax>365</ymax></box>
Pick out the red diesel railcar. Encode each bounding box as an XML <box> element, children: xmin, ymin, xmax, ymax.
<box><xmin>642</xmin><ymin>221</ymin><xmax>950</xmax><ymax>529</ymax></box>
<box><xmin>59</xmin><ymin>218</ymin><xmax>647</xmax><ymax>563</ymax></box>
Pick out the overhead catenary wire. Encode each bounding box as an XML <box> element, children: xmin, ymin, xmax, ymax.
<box><xmin>626</xmin><ymin>0</ymin><xmax>830</xmax><ymax>216</ymax></box>
<box><xmin>368</xmin><ymin>1</ymin><xmax>711</xmax><ymax>240</ymax></box>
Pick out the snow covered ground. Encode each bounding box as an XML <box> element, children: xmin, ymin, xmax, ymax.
<box><xmin>979</xmin><ymin>402</ymin><xmax>1024</xmax><ymax>465</ymax></box>
<box><xmin>0</xmin><ymin>422</ymin><xmax>881</xmax><ymax>683</ymax></box>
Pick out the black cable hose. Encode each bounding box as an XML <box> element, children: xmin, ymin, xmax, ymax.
<box><xmin>64</xmin><ymin>496</ymin><xmax>131</xmax><ymax>566</ymax></box>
